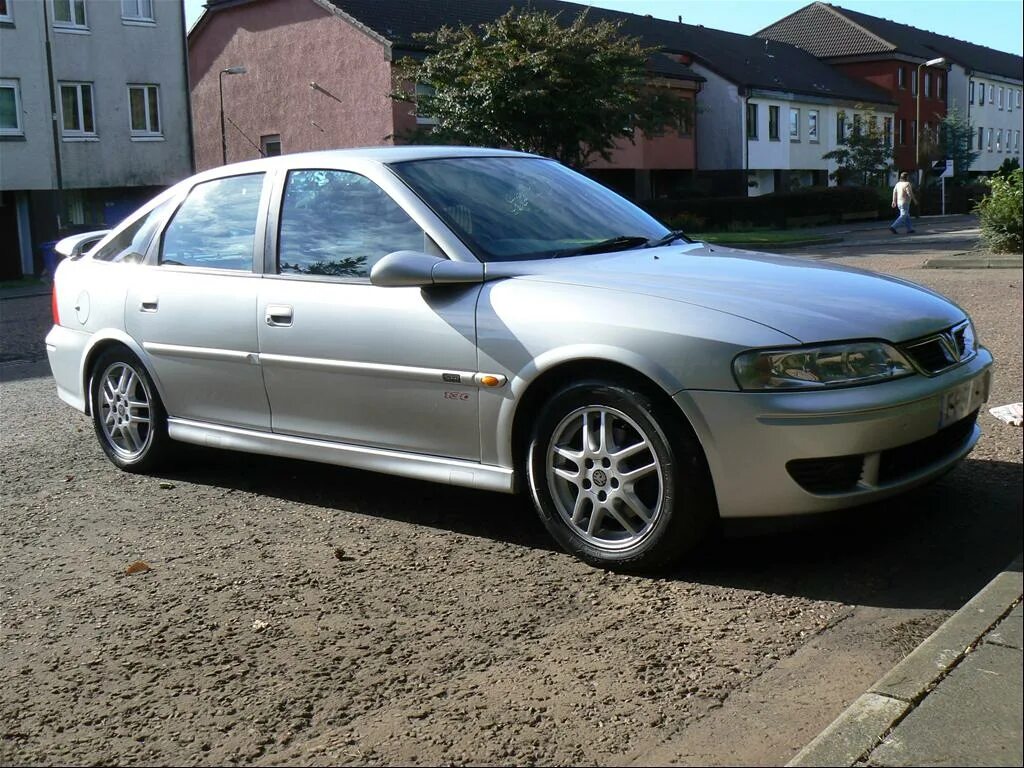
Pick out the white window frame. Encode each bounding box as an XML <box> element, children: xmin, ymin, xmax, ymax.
<box><xmin>997</xmin><ymin>86</ymin><xmax>1003</xmax><ymax>110</ymax></box>
<box><xmin>128</xmin><ymin>84</ymin><xmax>161</xmax><ymax>139</ymax></box>
<box><xmin>1017</xmin><ymin>90</ymin><xmax>1022</xmax><ymax>108</ymax></box>
<box><xmin>0</xmin><ymin>78</ymin><xmax>23</xmax><ymax>136</ymax></box>
<box><xmin>996</xmin><ymin>128</ymin><xmax>1002</xmax><ymax>152</ymax></box>
<box><xmin>121</xmin><ymin>0</ymin><xmax>154</xmax><ymax>24</ymax></box>
<box><xmin>978</xmin><ymin>126</ymin><xmax>984</xmax><ymax>151</ymax></box>
<box><xmin>0</xmin><ymin>0</ymin><xmax>13</xmax><ymax>23</ymax></box>
<box><xmin>897</xmin><ymin>66</ymin><xmax>905</xmax><ymax>89</ymax></box>
<box><xmin>937</xmin><ymin>74</ymin><xmax>943</xmax><ymax>100</ymax></box>
<box><xmin>924</xmin><ymin>72</ymin><xmax>931</xmax><ymax>98</ymax></box>
<box><xmin>52</xmin><ymin>0</ymin><xmax>88</xmax><ymax>32</ymax></box>
<box><xmin>59</xmin><ymin>81</ymin><xmax>97</xmax><ymax>139</ymax></box>
<box><xmin>1015</xmin><ymin>130</ymin><xmax>1020</xmax><ymax>152</ymax></box>
<box><xmin>978</xmin><ymin>82</ymin><xmax>985</xmax><ymax>105</ymax></box>
<box><xmin>414</xmin><ymin>83</ymin><xmax>438</xmax><ymax>126</ymax></box>
<box><xmin>988</xmin><ymin>84</ymin><xmax>994</xmax><ymax>103</ymax></box>
<box><xmin>789</xmin><ymin>107</ymin><xmax>800</xmax><ymax>141</ymax></box>
<box><xmin>987</xmin><ymin>128</ymin><xmax>993</xmax><ymax>151</ymax></box>
<box><xmin>807</xmin><ymin>109</ymin><xmax>819</xmax><ymax>143</ymax></box>
<box><xmin>260</xmin><ymin>133</ymin><xmax>282</xmax><ymax>157</ymax></box>
<box><xmin>883</xmin><ymin>116</ymin><xmax>893</xmax><ymax>148</ymax></box>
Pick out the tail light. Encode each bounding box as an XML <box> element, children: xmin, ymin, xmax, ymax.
<box><xmin>51</xmin><ymin>278</ymin><xmax>61</xmax><ymax>325</ymax></box>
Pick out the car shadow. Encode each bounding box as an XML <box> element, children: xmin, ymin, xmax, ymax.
<box><xmin>156</xmin><ymin>445</ymin><xmax>1022</xmax><ymax>611</ymax></box>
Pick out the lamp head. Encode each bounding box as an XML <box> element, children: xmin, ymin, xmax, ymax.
<box><xmin>222</xmin><ymin>66</ymin><xmax>247</xmax><ymax>75</ymax></box>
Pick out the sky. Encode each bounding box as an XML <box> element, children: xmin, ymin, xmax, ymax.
<box><xmin>184</xmin><ymin>0</ymin><xmax>1024</xmax><ymax>56</ymax></box>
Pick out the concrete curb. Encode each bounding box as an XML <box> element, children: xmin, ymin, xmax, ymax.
<box><xmin>924</xmin><ymin>254</ymin><xmax>1024</xmax><ymax>269</ymax></box>
<box><xmin>788</xmin><ymin>555</ymin><xmax>1024</xmax><ymax>767</ymax></box>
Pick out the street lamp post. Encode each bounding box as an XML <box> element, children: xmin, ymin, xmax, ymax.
<box><xmin>915</xmin><ymin>56</ymin><xmax>947</xmax><ymax>182</ymax></box>
<box><xmin>219</xmin><ymin>66</ymin><xmax>247</xmax><ymax>166</ymax></box>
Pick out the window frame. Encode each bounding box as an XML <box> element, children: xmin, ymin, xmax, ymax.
<box><xmin>0</xmin><ymin>78</ymin><xmax>23</xmax><ymax>136</ymax></box>
<box><xmin>807</xmin><ymin>109</ymin><xmax>819</xmax><ymax>143</ymax></box>
<box><xmin>883</xmin><ymin>116</ymin><xmax>893</xmax><ymax>148</ymax></box>
<box><xmin>120</xmin><ymin>0</ymin><xmax>154</xmax><ymax>23</ymax></box>
<box><xmin>59</xmin><ymin>81</ymin><xmax>97</xmax><ymax>140</ymax></box>
<box><xmin>128</xmin><ymin>84</ymin><xmax>161</xmax><ymax>139</ymax></box>
<box><xmin>746</xmin><ymin>102</ymin><xmax>758</xmax><ymax>140</ymax></box>
<box><xmin>911</xmin><ymin>70</ymin><xmax>917</xmax><ymax>97</ymax></box>
<box><xmin>768</xmin><ymin>105</ymin><xmax>780</xmax><ymax>141</ymax></box>
<box><xmin>897</xmin><ymin>66</ymin><xmax>905</xmax><ymax>89</ymax></box>
<box><xmin>978</xmin><ymin>126</ymin><xmax>985</xmax><ymax>151</ymax></box>
<box><xmin>996</xmin><ymin>128</ymin><xmax>1002</xmax><ymax>152</ymax></box>
<box><xmin>837</xmin><ymin>113</ymin><xmax>847</xmax><ymax>144</ymax></box>
<box><xmin>158</xmin><ymin>172</ymin><xmax>271</xmax><ymax>275</ymax></box>
<box><xmin>261</xmin><ymin>134</ymin><xmax>282</xmax><ymax>157</ymax></box>
<box><xmin>0</xmin><ymin>0</ymin><xmax>13</xmax><ymax>23</ymax></box>
<box><xmin>997</xmin><ymin>86</ymin><xmax>1003</xmax><ymax>110</ymax></box>
<box><xmin>52</xmin><ymin>0</ymin><xmax>88</xmax><ymax>31</ymax></box>
<box><xmin>789</xmin><ymin>107</ymin><xmax>801</xmax><ymax>141</ymax></box>
<box><xmin>924</xmin><ymin>71</ymin><xmax>931</xmax><ymax>98</ymax></box>
<box><xmin>273</xmin><ymin>167</ymin><xmax>432</xmax><ymax>284</ymax></box>
<box><xmin>970</xmin><ymin>81</ymin><xmax>975</xmax><ymax>104</ymax></box>
<box><xmin>899</xmin><ymin>118</ymin><xmax>906</xmax><ymax>146</ymax></box>
<box><xmin>987</xmin><ymin>128</ymin><xmax>993</xmax><ymax>151</ymax></box>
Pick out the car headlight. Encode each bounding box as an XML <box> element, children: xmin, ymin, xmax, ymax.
<box><xmin>959</xmin><ymin>321</ymin><xmax>978</xmax><ymax>357</ymax></box>
<box><xmin>733</xmin><ymin>342</ymin><xmax>915</xmax><ymax>390</ymax></box>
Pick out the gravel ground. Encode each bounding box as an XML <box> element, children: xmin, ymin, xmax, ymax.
<box><xmin>1</xmin><ymin>252</ymin><xmax>1021</xmax><ymax>766</ymax></box>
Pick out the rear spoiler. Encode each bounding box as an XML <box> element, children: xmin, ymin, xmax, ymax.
<box><xmin>55</xmin><ymin>230</ymin><xmax>110</xmax><ymax>260</ymax></box>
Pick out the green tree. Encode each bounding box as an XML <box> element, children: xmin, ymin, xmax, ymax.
<box><xmin>822</xmin><ymin>110</ymin><xmax>893</xmax><ymax>187</ymax></box>
<box><xmin>975</xmin><ymin>167</ymin><xmax>1023</xmax><ymax>253</ymax></box>
<box><xmin>392</xmin><ymin>9</ymin><xmax>692</xmax><ymax>168</ymax></box>
<box><xmin>925</xmin><ymin>108</ymin><xmax>980</xmax><ymax>181</ymax></box>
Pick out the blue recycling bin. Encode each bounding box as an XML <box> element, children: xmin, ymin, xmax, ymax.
<box><xmin>38</xmin><ymin>240</ymin><xmax>60</xmax><ymax>280</ymax></box>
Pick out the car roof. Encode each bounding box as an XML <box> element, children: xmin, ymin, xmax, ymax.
<box><xmin>192</xmin><ymin>145</ymin><xmax>543</xmax><ymax>183</ymax></box>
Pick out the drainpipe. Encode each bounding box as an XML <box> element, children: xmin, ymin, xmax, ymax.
<box><xmin>42</xmin><ymin>0</ymin><xmax>64</xmax><ymax>227</ymax></box>
<box><xmin>181</xmin><ymin>4</ymin><xmax>196</xmax><ymax>174</ymax></box>
<box><xmin>743</xmin><ymin>90</ymin><xmax>751</xmax><ymax>196</ymax></box>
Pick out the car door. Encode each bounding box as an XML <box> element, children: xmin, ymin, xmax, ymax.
<box><xmin>125</xmin><ymin>171</ymin><xmax>273</xmax><ymax>430</ymax></box>
<box><xmin>257</xmin><ymin>167</ymin><xmax>482</xmax><ymax>460</ymax></box>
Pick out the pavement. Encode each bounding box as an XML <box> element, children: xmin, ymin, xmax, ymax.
<box><xmin>789</xmin><ymin>555</ymin><xmax>1024</xmax><ymax>767</ymax></box>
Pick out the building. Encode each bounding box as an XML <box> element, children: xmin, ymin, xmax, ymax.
<box><xmin>757</xmin><ymin>2</ymin><xmax>1024</xmax><ymax>176</ymax></box>
<box><xmin>0</xmin><ymin>0</ymin><xmax>192</xmax><ymax>280</ymax></box>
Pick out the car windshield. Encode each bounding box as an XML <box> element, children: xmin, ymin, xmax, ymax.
<box><xmin>389</xmin><ymin>156</ymin><xmax>672</xmax><ymax>262</ymax></box>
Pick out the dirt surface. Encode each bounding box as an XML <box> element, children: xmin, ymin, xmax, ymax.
<box><xmin>1</xmin><ymin>235</ymin><xmax>1021</xmax><ymax>766</ymax></box>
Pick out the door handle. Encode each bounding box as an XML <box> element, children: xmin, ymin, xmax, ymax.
<box><xmin>139</xmin><ymin>296</ymin><xmax>159</xmax><ymax>313</ymax></box>
<box><xmin>265</xmin><ymin>304</ymin><xmax>293</xmax><ymax>327</ymax></box>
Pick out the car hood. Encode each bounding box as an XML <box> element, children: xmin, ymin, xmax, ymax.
<box><xmin>489</xmin><ymin>243</ymin><xmax>966</xmax><ymax>344</ymax></box>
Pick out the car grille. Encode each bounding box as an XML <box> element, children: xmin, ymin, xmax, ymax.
<box><xmin>877</xmin><ymin>409</ymin><xmax>979</xmax><ymax>485</ymax></box>
<box><xmin>786</xmin><ymin>410</ymin><xmax>979</xmax><ymax>495</ymax></box>
<box><xmin>786</xmin><ymin>455</ymin><xmax>863</xmax><ymax>494</ymax></box>
<box><xmin>900</xmin><ymin>322</ymin><xmax>972</xmax><ymax>375</ymax></box>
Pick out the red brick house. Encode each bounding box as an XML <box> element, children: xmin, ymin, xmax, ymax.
<box><xmin>187</xmin><ymin>0</ymin><xmax>704</xmax><ymax>200</ymax></box>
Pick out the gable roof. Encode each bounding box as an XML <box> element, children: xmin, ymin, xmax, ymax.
<box><xmin>757</xmin><ymin>2</ymin><xmax>1023</xmax><ymax>82</ymax></box>
<box><xmin>200</xmin><ymin>0</ymin><xmax>893</xmax><ymax>104</ymax></box>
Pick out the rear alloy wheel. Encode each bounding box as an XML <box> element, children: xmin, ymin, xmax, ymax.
<box><xmin>528</xmin><ymin>382</ymin><xmax>716</xmax><ymax>572</ymax></box>
<box><xmin>90</xmin><ymin>348</ymin><xmax>169</xmax><ymax>472</ymax></box>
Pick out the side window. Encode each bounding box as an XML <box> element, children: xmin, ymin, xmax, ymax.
<box><xmin>278</xmin><ymin>169</ymin><xmax>426</xmax><ymax>278</ymax></box>
<box><xmin>93</xmin><ymin>198</ymin><xmax>174</xmax><ymax>263</ymax></box>
<box><xmin>161</xmin><ymin>173</ymin><xmax>264</xmax><ymax>270</ymax></box>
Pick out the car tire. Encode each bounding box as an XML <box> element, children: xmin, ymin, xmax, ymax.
<box><xmin>527</xmin><ymin>380</ymin><xmax>717</xmax><ymax>573</ymax></box>
<box><xmin>89</xmin><ymin>347</ymin><xmax>170</xmax><ymax>473</ymax></box>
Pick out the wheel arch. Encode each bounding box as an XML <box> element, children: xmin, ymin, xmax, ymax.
<box><xmin>80</xmin><ymin>331</ymin><xmax>166</xmax><ymax>416</ymax></box>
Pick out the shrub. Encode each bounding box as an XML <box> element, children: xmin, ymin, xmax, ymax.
<box><xmin>975</xmin><ymin>168</ymin><xmax>1023</xmax><ymax>254</ymax></box>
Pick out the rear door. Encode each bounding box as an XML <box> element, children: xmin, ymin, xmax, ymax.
<box><xmin>125</xmin><ymin>172</ymin><xmax>272</xmax><ymax>430</ymax></box>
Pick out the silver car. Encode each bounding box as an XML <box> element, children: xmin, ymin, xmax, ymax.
<box><xmin>46</xmin><ymin>147</ymin><xmax>992</xmax><ymax>571</ymax></box>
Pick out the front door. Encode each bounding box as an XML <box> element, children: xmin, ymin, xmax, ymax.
<box><xmin>126</xmin><ymin>172</ymin><xmax>271</xmax><ymax>430</ymax></box>
<box><xmin>257</xmin><ymin>168</ymin><xmax>481</xmax><ymax>460</ymax></box>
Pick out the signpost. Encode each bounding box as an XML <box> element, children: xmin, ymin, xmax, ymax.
<box><xmin>932</xmin><ymin>159</ymin><xmax>954</xmax><ymax>215</ymax></box>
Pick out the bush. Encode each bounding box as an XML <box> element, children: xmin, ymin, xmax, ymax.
<box><xmin>975</xmin><ymin>168</ymin><xmax>1023</xmax><ymax>253</ymax></box>
<box><xmin>646</xmin><ymin>186</ymin><xmax>886</xmax><ymax>230</ymax></box>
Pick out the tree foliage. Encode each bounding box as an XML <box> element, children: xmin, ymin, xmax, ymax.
<box><xmin>975</xmin><ymin>167</ymin><xmax>1023</xmax><ymax>253</ymax></box>
<box><xmin>392</xmin><ymin>9</ymin><xmax>692</xmax><ymax>168</ymax></box>
<box><xmin>821</xmin><ymin>110</ymin><xmax>893</xmax><ymax>187</ymax></box>
<box><xmin>919</xmin><ymin>108</ymin><xmax>980</xmax><ymax>182</ymax></box>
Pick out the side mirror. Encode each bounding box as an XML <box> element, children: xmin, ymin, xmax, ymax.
<box><xmin>370</xmin><ymin>251</ymin><xmax>484</xmax><ymax>288</ymax></box>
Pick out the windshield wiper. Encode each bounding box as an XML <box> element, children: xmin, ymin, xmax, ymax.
<box><xmin>553</xmin><ymin>235</ymin><xmax>652</xmax><ymax>258</ymax></box>
<box><xmin>645</xmin><ymin>230</ymin><xmax>690</xmax><ymax>248</ymax></box>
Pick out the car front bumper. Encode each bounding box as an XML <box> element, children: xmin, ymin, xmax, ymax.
<box><xmin>675</xmin><ymin>348</ymin><xmax>994</xmax><ymax>518</ymax></box>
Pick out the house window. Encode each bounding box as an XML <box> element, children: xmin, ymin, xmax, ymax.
<box><xmin>911</xmin><ymin>70</ymin><xmax>917</xmax><ymax>96</ymax></box>
<box><xmin>898</xmin><ymin>118</ymin><xmax>906</xmax><ymax>145</ymax></box>
<box><xmin>121</xmin><ymin>0</ymin><xmax>154</xmax><ymax>21</ymax></box>
<box><xmin>768</xmin><ymin>105</ymin><xmax>780</xmax><ymax>140</ymax></box>
<box><xmin>414</xmin><ymin>82</ymin><xmax>438</xmax><ymax>126</ymax></box>
<box><xmin>59</xmin><ymin>82</ymin><xmax>96</xmax><ymax>138</ymax></box>
<box><xmin>53</xmin><ymin>0</ymin><xmax>87</xmax><ymax>29</ymax></box>
<box><xmin>997</xmin><ymin>86</ymin><xmax>1003</xmax><ymax>109</ymax></box>
<box><xmin>1017</xmin><ymin>90</ymin><xmax>1022</xmax><ymax>108</ymax></box>
<box><xmin>988</xmin><ymin>84</ymin><xmax>994</xmax><ymax>103</ymax></box>
<box><xmin>970</xmin><ymin>81</ymin><xmax>975</xmax><ymax>103</ymax></box>
<box><xmin>0</xmin><ymin>0</ymin><xmax>11</xmax><ymax>23</ymax></box>
<box><xmin>852</xmin><ymin>114</ymin><xmax>862</xmax><ymax>138</ymax></box>
<box><xmin>883</xmin><ymin>116</ymin><xmax>893</xmax><ymax>147</ymax></box>
<box><xmin>897</xmin><ymin>67</ymin><xmax>905</xmax><ymax>89</ymax></box>
<box><xmin>910</xmin><ymin>119</ymin><xmax>917</xmax><ymax>144</ymax></box>
<box><xmin>978</xmin><ymin>126</ymin><xmax>984</xmax><ymax>150</ymax></box>
<box><xmin>1016</xmin><ymin>130</ymin><xmax>1020</xmax><ymax>152</ymax></box>
<box><xmin>746</xmin><ymin>102</ymin><xmax>758</xmax><ymax>139</ymax></box>
<box><xmin>128</xmin><ymin>84</ymin><xmax>160</xmax><ymax>137</ymax></box>
<box><xmin>837</xmin><ymin>113</ymin><xmax>846</xmax><ymax>143</ymax></box>
<box><xmin>789</xmin><ymin>108</ymin><xmax>800</xmax><ymax>141</ymax></box>
<box><xmin>260</xmin><ymin>133</ymin><xmax>282</xmax><ymax>157</ymax></box>
<box><xmin>924</xmin><ymin>72</ymin><xmax>931</xmax><ymax>98</ymax></box>
<box><xmin>0</xmin><ymin>79</ymin><xmax>22</xmax><ymax>135</ymax></box>
<box><xmin>808</xmin><ymin>109</ymin><xmax>819</xmax><ymax>142</ymax></box>
<box><xmin>978</xmin><ymin>82</ymin><xmax>985</xmax><ymax>105</ymax></box>
<box><xmin>937</xmin><ymin>74</ymin><xmax>943</xmax><ymax>100</ymax></box>
<box><xmin>987</xmin><ymin>128</ymin><xmax>993</xmax><ymax>150</ymax></box>
<box><xmin>996</xmin><ymin>129</ymin><xmax>1002</xmax><ymax>152</ymax></box>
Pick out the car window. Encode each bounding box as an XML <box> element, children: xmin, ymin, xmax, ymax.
<box><xmin>278</xmin><ymin>169</ymin><xmax>426</xmax><ymax>279</ymax></box>
<box><xmin>161</xmin><ymin>173</ymin><xmax>265</xmax><ymax>271</ymax></box>
<box><xmin>93</xmin><ymin>198</ymin><xmax>175</xmax><ymax>263</ymax></box>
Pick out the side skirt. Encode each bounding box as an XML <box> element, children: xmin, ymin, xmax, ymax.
<box><xmin>166</xmin><ymin>417</ymin><xmax>515</xmax><ymax>494</ymax></box>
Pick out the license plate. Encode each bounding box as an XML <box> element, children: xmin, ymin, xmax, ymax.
<box><xmin>938</xmin><ymin>369</ymin><xmax>991</xmax><ymax>429</ymax></box>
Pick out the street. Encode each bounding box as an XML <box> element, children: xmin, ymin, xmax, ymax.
<box><xmin>1</xmin><ymin>224</ymin><xmax>1021</xmax><ymax>766</ymax></box>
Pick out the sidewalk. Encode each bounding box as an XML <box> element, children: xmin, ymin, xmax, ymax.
<box><xmin>788</xmin><ymin>555</ymin><xmax>1023</xmax><ymax>767</ymax></box>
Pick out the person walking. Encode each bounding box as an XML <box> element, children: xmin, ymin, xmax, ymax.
<box><xmin>890</xmin><ymin>172</ymin><xmax>917</xmax><ymax>234</ymax></box>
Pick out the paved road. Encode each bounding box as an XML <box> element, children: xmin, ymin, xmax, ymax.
<box><xmin>1</xmin><ymin>240</ymin><xmax>1021</xmax><ymax>766</ymax></box>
